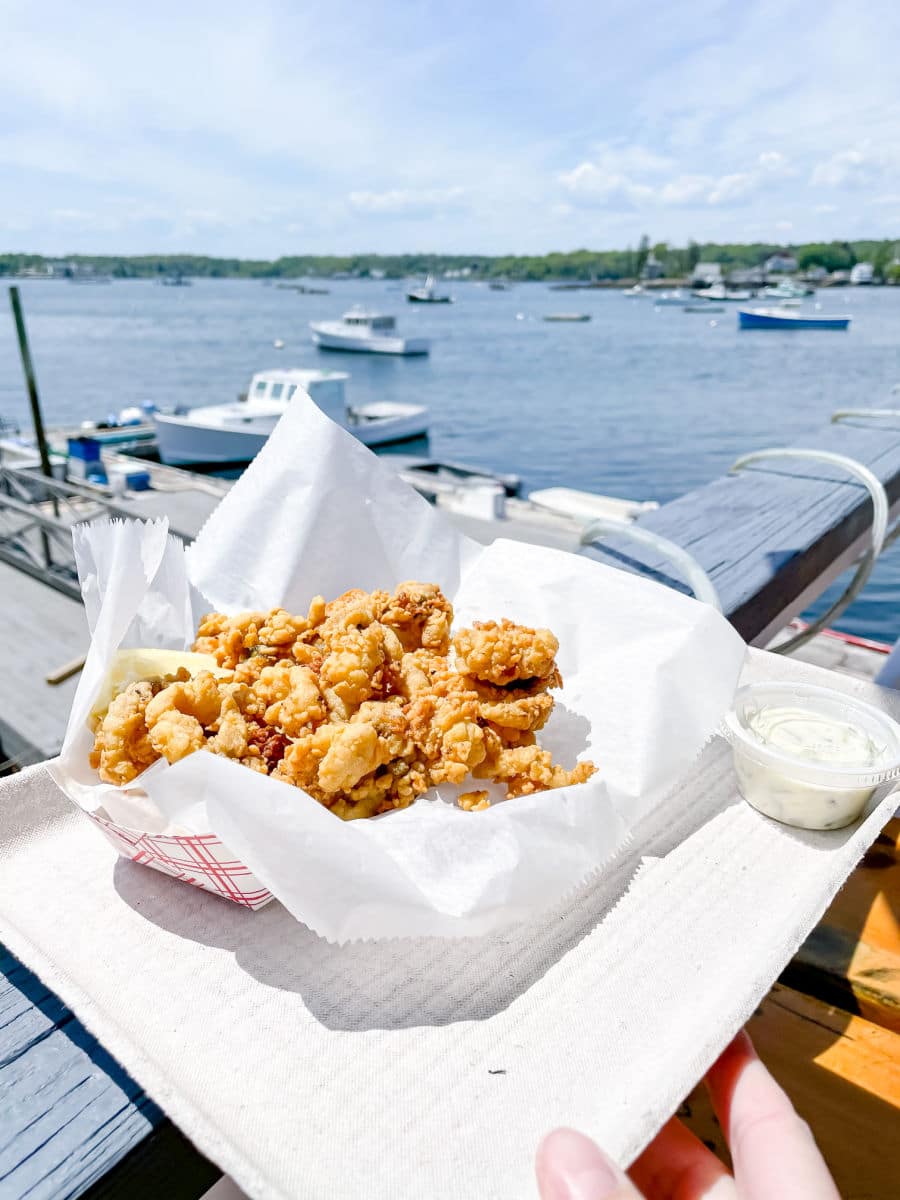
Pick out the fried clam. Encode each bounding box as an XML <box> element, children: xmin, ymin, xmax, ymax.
<box><xmin>89</xmin><ymin>583</ymin><xmax>596</xmax><ymax>816</ymax></box>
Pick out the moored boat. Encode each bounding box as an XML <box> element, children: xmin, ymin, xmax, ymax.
<box><xmin>543</xmin><ymin>313</ymin><xmax>591</xmax><ymax>322</ymax></box>
<box><xmin>310</xmin><ymin>310</ymin><xmax>430</xmax><ymax>355</ymax></box>
<box><xmin>761</xmin><ymin>280</ymin><xmax>812</xmax><ymax>300</ymax></box>
<box><xmin>738</xmin><ymin>308</ymin><xmax>851</xmax><ymax>330</ymax></box>
<box><xmin>652</xmin><ymin>290</ymin><xmax>688</xmax><ymax>306</ymax></box>
<box><xmin>406</xmin><ymin>275</ymin><xmax>452</xmax><ymax>303</ymax></box>
<box><xmin>152</xmin><ymin>368</ymin><xmax>429</xmax><ymax>466</ymax></box>
<box><xmin>701</xmin><ymin>285</ymin><xmax>753</xmax><ymax>302</ymax></box>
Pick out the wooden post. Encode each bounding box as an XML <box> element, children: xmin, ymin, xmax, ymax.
<box><xmin>9</xmin><ymin>287</ymin><xmax>53</xmax><ymax>480</ymax></box>
<box><xmin>9</xmin><ymin>286</ymin><xmax>55</xmax><ymax>566</ymax></box>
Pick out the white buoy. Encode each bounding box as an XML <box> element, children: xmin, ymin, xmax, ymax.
<box><xmin>273</xmin><ymin>338</ymin><xmax>285</xmax><ymax>349</ymax></box>
<box><xmin>709</xmin><ymin>319</ymin><xmax>718</xmax><ymax>327</ymax></box>
<box><xmin>515</xmin><ymin>312</ymin><xmax>525</xmax><ymax>321</ymax></box>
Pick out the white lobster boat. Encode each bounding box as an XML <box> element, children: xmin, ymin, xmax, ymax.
<box><xmin>152</xmin><ymin>368</ymin><xmax>428</xmax><ymax>466</ymax></box>
<box><xmin>309</xmin><ymin>311</ymin><xmax>430</xmax><ymax>355</ymax></box>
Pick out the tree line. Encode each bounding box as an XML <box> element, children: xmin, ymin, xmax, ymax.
<box><xmin>2</xmin><ymin>239</ymin><xmax>897</xmax><ymax>282</ymax></box>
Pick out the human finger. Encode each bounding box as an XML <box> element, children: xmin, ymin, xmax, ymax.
<box><xmin>537</xmin><ymin>1128</ymin><xmax>645</xmax><ymax>1199</ymax></box>
<box><xmin>628</xmin><ymin>1116</ymin><xmax>737</xmax><ymax>1199</ymax></box>
<box><xmin>705</xmin><ymin>1031</ymin><xmax>840</xmax><ymax>1200</ymax></box>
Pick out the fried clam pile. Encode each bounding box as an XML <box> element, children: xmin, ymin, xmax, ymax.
<box><xmin>90</xmin><ymin>582</ymin><xmax>596</xmax><ymax>820</ymax></box>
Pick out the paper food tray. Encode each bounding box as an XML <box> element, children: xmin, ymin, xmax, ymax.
<box><xmin>86</xmin><ymin>809</ymin><xmax>273</xmax><ymax>910</ymax></box>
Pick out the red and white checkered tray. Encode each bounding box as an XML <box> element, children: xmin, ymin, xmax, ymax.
<box><xmin>87</xmin><ymin>810</ymin><xmax>273</xmax><ymax>910</ymax></box>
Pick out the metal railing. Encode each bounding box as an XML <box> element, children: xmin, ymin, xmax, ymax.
<box><xmin>0</xmin><ymin>465</ymin><xmax>134</xmax><ymax>599</ymax></box>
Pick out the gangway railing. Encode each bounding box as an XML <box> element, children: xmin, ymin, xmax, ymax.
<box><xmin>0</xmin><ymin>465</ymin><xmax>134</xmax><ymax>600</ymax></box>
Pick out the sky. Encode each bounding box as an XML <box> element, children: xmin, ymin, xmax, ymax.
<box><xmin>3</xmin><ymin>0</ymin><xmax>900</xmax><ymax>257</ymax></box>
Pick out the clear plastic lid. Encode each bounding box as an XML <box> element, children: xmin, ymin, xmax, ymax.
<box><xmin>722</xmin><ymin>681</ymin><xmax>900</xmax><ymax>789</ymax></box>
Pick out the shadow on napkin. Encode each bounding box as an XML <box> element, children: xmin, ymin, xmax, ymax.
<box><xmin>110</xmin><ymin>743</ymin><xmax>740</xmax><ymax>1033</ymax></box>
<box><xmin>113</xmin><ymin>850</ymin><xmax>643</xmax><ymax>1030</ymax></box>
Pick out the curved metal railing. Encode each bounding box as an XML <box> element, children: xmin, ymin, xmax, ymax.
<box><xmin>579</xmin><ymin>517</ymin><xmax>722</xmax><ymax>611</ymax></box>
<box><xmin>730</xmin><ymin>448</ymin><xmax>890</xmax><ymax>653</ymax></box>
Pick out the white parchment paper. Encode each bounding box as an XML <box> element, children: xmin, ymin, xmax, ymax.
<box><xmin>49</xmin><ymin>395</ymin><xmax>747</xmax><ymax>942</ymax></box>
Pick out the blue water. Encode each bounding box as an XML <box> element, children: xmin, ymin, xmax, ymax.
<box><xmin>1</xmin><ymin>277</ymin><xmax>898</xmax><ymax>642</ymax></box>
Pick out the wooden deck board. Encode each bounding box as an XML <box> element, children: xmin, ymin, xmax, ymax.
<box><xmin>0</xmin><ymin>561</ymin><xmax>88</xmax><ymax>766</ymax></box>
<box><xmin>0</xmin><ymin>948</ymin><xmax>163</xmax><ymax>1199</ymax></box>
<box><xmin>782</xmin><ymin>818</ymin><xmax>900</xmax><ymax>1032</ymax></box>
<box><xmin>680</xmin><ymin>983</ymin><xmax>900</xmax><ymax>1200</ymax></box>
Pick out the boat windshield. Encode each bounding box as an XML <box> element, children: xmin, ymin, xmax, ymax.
<box><xmin>343</xmin><ymin>313</ymin><xmax>396</xmax><ymax>330</ymax></box>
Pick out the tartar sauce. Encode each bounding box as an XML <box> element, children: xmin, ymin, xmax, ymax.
<box><xmin>733</xmin><ymin>704</ymin><xmax>883</xmax><ymax>830</ymax></box>
<box><xmin>726</xmin><ymin>683</ymin><xmax>900</xmax><ymax>833</ymax></box>
<box><xmin>747</xmin><ymin>706</ymin><xmax>881</xmax><ymax>768</ymax></box>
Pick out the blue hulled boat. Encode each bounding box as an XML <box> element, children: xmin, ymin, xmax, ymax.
<box><xmin>738</xmin><ymin>307</ymin><xmax>851</xmax><ymax>330</ymax></box>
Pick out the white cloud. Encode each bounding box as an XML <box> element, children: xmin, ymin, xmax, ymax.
<box><xmin>659</xmin><ymin>174</ymin><xmax>713</xmax><ymax>204</ymax></box>
<box><xmin>810</xmin><ymin>147</ymin><xmax>870</xmax><ymax>187</ymax></box>
<box><xmin>814</xmin><ymin>203</ymin><xmax>838</xmax><ymax>213</ymax></box>
<box><xmin>706</xmin><ymin>152</ymin><xmax>790</xmax><ymax>205</ymax></box>
<box><xmin>557</xmin><ymin>162</ymin><xmax>654</xmax><ymax>207</ymax></box>
<box><xmin>585</xmin><ymin>143</ymin><xmax>674</xmax><ymax>176</ymax></box>
<box><xmin>348</xmin><ymin>187</ymin><xmax>466</xmax><ymax>216</ymax></box>
<box><xmin>707</xmin><ymin>172</ymin><xmax>754</xmax><ymax>204</ymax></box>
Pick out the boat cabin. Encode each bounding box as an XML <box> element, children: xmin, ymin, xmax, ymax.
<box><xmin>245</xmin><ymin>368</ymin><xmax>349</xmax><ymax>420</ymax></box>
<box><xmin>340</xmin><ymin>311</ymin><xmax>397</xmax><ymax>331</ymax></box>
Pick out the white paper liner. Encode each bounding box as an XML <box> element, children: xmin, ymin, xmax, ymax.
<box><xmin>48</xmin><ymin>394</ymin><xmax>747</xmax><ymax>942</ymax></box>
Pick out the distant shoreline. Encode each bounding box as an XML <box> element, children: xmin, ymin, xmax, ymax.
<box><xmin>3</xmin><ymin>238</ymin><xmax>898</xmax><ymax>285</ymax></box>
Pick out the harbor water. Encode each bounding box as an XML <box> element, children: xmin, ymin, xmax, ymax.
<box><xmin>1</xmin><ymin>277</ymin><xmax>898</xmax><ymax>643</ymax></box>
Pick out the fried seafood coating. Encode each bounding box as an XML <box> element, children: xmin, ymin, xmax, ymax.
<box><xmin>452</xmin><ymin>619</ymin><xmax>560</xmax><ymax>686</ymax></box>
<box><xmin>90</xmin><ymin>678</ymin><xmax>162</xmax><ymax>785</ymax></box>
<box><xmin>458</xmin><ymin>789</ymin><xmax>490</xmax><ymax>812</ymax></box>
<box><xmin>144</xmin><ymin>671</ymin><xmax>225</xmax><ymax>764</ymax></box>
<box><xmin>91</xmin><ymin>583</ymin><xmax>596</xmax><ymax>814</ymax></box>
<box><xmin>474</xmin><ymin>742</ymin><xmax>597</xmax><ymax>798</ymax></box>
<box><xmin>377</xmin><ymin>581</ymin><xmax>453</xmax><ymax>653</ymax></box>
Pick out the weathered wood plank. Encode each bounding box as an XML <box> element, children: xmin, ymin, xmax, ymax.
<box><xmin>589</xmin><ymin>419</ymin><xmax>900</xmax><ymax>642</ymax></box>
<box><xmin>0</xmin><ymin>562</ymin><xmax>89</xmax><ymax>768</ymax></box>
<box><xmin>0</xmin><ymin>947</ymin><xmax>162</xmax><ymax>1199</ymax></box>
<box><xmin>679</xmin><ymin>983</ymin><xmax>900</xmax><ymax>1200</ymax></box>
<box><xmin>781</xmin><ymin>818</ymin><xmax>900</xmax><ymax>1031</ymax></box>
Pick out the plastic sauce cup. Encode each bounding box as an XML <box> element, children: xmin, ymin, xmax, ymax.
<box><xmin>723</xmin><ymin>682</ymin><xmax>900</xmax><ymax>830</ymax></box>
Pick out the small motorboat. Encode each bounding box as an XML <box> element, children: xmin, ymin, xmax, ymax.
<box><xmin>488</xmin><ymin>280</ymin><xmax>510</xmax><ymax>290</ymax></box>
<box><xmin>652</xmin><ymin>290</ymin><xmax>687</xmax><ymax>306</ymax></box>
<box><xmin>738</xmin><ymin>308</ymin><xmax>851</xmax><ymax>330</ymax></box>
<box><xmin>702</xmin><ymin>285</ymin><xmax>752</xmax><ymax>302</ymax></box>
<box><xmin>543</xmin><ymin>313</ymin><xmax>591</xmax><ymax>322</ymax></box>
<box><xmin>310</xmin><ymin>311</ymin><xmax>430</xmax><ymax>355</ymax></box>
<box><xmin>406</xmin><ymin>274</ymin><xmax>452</xmax><ymax>303</ymax></box>
<box><xmin>761</xmin><ymin>280</ymin><xmax>811</xmax><ymax>300</ymax></box>
<box><xmin>684</xmin><ymin>304</ymin><xmax>725</xmax><ymax>313</ymax></box>
<box><xmin>622</xmin><ymin>284</ymin><xmax>645</xmax><ymax>297</ymax></box>
<box><xmin>152</xmin><ymin>368</ymin><xmax>429</xmax><ymax>466</ymax></box>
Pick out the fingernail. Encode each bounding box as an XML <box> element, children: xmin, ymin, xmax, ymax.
<box><xmin>536</xmin><ymin>1128</ymin><xmax>621</xmax><ymax>1199</ymax></box>
<box><xmin>733</xmin><ymin>1028</ymin><xmax>758</xmax><ymax>1059</ymax></box>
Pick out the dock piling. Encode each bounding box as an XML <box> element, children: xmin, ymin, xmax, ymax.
<box><xmin>8</xmin><ymin>286</ymin><xmax>57</xmax><ymax>566</ymax></box>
